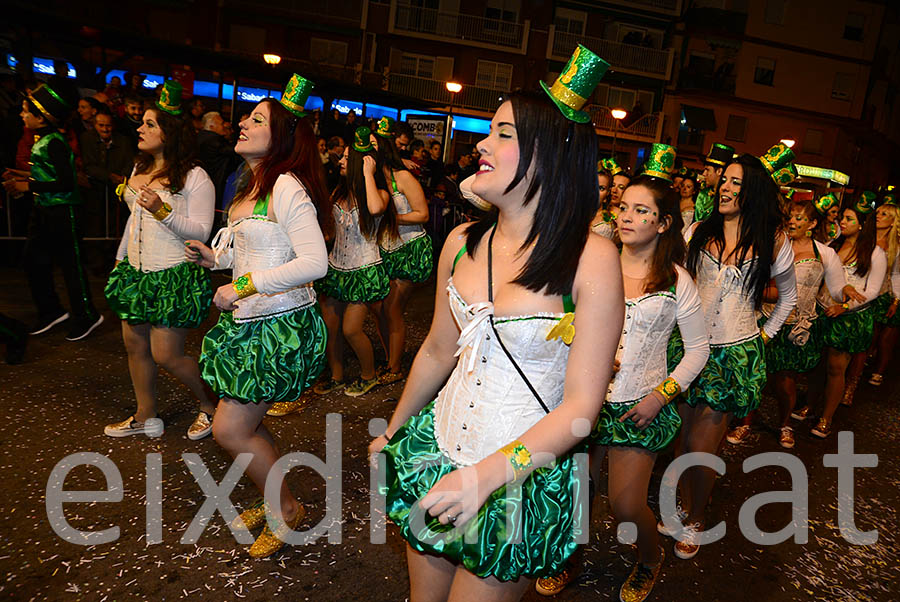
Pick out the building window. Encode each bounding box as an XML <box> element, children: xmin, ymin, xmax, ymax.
<box><xmin>475</xmin><ymin>60</ymin><xmax>513</xmax><ymax>91</ymax></box>
<box><xmin>832</xmin><ymin>72</ymin><xmax>855</xmax><ymax>101</ymax></box>
<box><xmin>844</xmin><ymin>12</ymin><xmax>865</xmax><ymax>41</ymax></box>
<box><xmin>485</xmin><ymin>0</ymin><xmax>518</xmax><ymax>26</ymax></box>
<box><xmin>398</xmin><ymin>53</ymin><xmax>436</xmax><ymax>79</ymax></box>
<box><xmin>803</xmin><ymin>129</ymin><xmax>824</xmax><ymax>154</ymax></box>
<box><xmin>310</xmin><ymin>38</ymin><xmax>348</xmax><ymax>66</ymax></box>
<box><xmin>725</xmin><ymin>115</ymin><xmax>748</xmax><ymax>142</ymax></box>
<box><xmin>764</xmin><ymin>0</ymin><xmax>787</xmax><ymax>25</ymax></box>
<box><xmin>554</xmin><ymin>7</ymin><xmax>585</xmax><ymax>35</ymax></box>
<box><xmin>754</xmin><ymin>57</ymin><xmax>776</xmax><ymax>86</ymax></box>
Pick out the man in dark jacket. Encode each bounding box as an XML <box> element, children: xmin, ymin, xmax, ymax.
<box><xmin>196</xmin><ymin>111</ymin><xmax>242</xmax><ymax>212</ymax></box>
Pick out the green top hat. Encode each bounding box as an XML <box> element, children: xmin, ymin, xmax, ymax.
<box><xmin>600</xmin><ymin>158</ymin><xmax>624</xmax><ymax>177</ymax></box>
<box><xmin>353</xmin><ymin>127</ymin><xmax>374</xmax><ymax>152</ymax></box>
<box><xmin>375</xmin><ymin>116</ymin><xmax>395</xmax><ymax>138</ymax></box>
<box><xmin>772</xmin><ymin>163</ymin><xmax>799</xmax><ymax>186</ymax></box>
<box><xmin>280</xmin><ymin>73</ymin><xmax>314</xmax><ymax>118</ymax></box>
<box><xmin>705</xmin><ymin>143</ymin><xmax>734</xmax><ymax>167</ymax></box>
<box><xmin>855</xmin><ymin>191</ymin><xmax>876</xmax><ymax>215</ymax></box>
<box><xmin>815</xmin><ymin>193</ymin><xmax>839</xmax><ymax>215</ymax></box>
<box><xmin>882</xmin><ymin>193</ymin><xmax>899</xmax><ymax>208</ymax></box>
<box><xmin>759</xmin><ymin>143</ymin><xmax>795</xmax><ymax>178</ymax></box>
<box><xmin>677</xmin><ymin>166</ymin><xmax>694</xmax><ymax>178</ymax></box>
<box><xmin>27</xmin><ymin>81</ymin><xmax>72</xmax><ymax>124</ymax></box>
<box><xmin>641</xmin><ymin>143</ymin><xmax>677</xmax><ymax>181</ymax></box>
<box><xmin>156</xmin><ymin>81</ymin><xmax>183</xmax><ymax>116</ymax></box>
<box><xmin>783</xmin><ymin>188</ymin><xmax>796</xmax><ymax>201</ymax></box>
<box><xmin>540</xmin><ymin>44</ymin><xmax>609</xmax><ymax>124</ymax></box>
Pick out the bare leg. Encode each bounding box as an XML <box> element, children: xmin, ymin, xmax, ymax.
<box><xmin>319</xmin><ymin>296</ymin><xmax>346</xmax><ymax>382</ymax></box>
<box><xmin>681</xmin><ymin>405</ymin><xmax>731</xmax><ymax>524</ymax></box>
<box><xmin>384</xmin><ymin>279</ymin><xmax>414</xmax><ymax>373</ymax></box>
<box><xmin>874</xmin><ymin>326</ymin><xmax>899</xmax><ymax>375</ymax></box>
<box><xmin>212</xmin><ymin>398</ymin><xmax>298</xmax><ymax>520</ymax></box>
<box><xmin>343</xmin><ymin>302</ymin><xmax>378</xmax><ymax>380</ymax></box>
<box><xmin>447</xmin><ymin>566</ymin><xmax>531</xmax><ymax>602</ymax></box>
<box><xmin>821</xmin><ymin>347</ymin><xmax>850</xmax><ymax>423</ymax></box>
<box><xmin>773</xmin><ymin>370</ymin><xmax>797</xmax><ymax>428</ymax></box>
<box><xmin>674</xmin><ymin>402</ymin><xmax>697</xmax><ymax>516</ymax></box>
<box><xmin>608</xmin><ymin>446</ymin><xmax>660</xmax><ymax>565</ymax></box>
<box><xmin>149</xmin><ymin>326</ymin><xmax>216</xmax><ymax>415</ymax></box>
<box><xmin>406</xmin><ymin>544</ymin><xmax>455</xmax><ymax>602</ymax></box>
<box><xmin>121</xmin><ymin>321</ymin><xmax>157</xmax><ymax>422</ymax></box>
<box><xmin>589</xmin><ymin>444</ymin><xmax>607</xmax><ymax>493</ymax></box>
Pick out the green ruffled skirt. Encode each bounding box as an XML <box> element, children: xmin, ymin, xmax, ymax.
<box><xmin>380</xmin><ymin>235</ymin><xmax>433</xmax><ymax>283</ymax></box>
<box><xmin>382</xmin><ymin>401</ymin><xmax>588</xmax><ymax>581</ymax></box>
<box><xmin>592</xmin><ymin>400</ymin><xmax>681</xmax><ymax>453</ymax></box>
<box><xmin>683</xmin><ymin>337</ymin><xmax>765</xmax><ymax>418</ymax></box>
<box><xmin>872</xmin><ymin>293</ymin><xmax>900</xmax><ymax>327</ymax></box>
<box><xmin>761</xmin><ymin>316</ymin><xmax>823</xmax><ymax>373</ymax></box>
<box><xmin>104</xmin><ymin>258</ymin><xmax>211</xmax><ymax>329</ymax></box>
<box><xmin>199</xmin><ymin>305</ymin><xmax>326</xmax><ymax>404</ymax></box>
<box><xmin>821</xmin><ymin>306</ymin><xmax>874</xmax><ymax>354</ymax></box>
<box><xmin>316</xmin><ymin>263</ymin><xmax>389</xmax><ymax>304</ymax></box>
<box><xmin>667</xmin><ymin>326</ymin><xmax>684</xmax><ymax>374</ymax></box>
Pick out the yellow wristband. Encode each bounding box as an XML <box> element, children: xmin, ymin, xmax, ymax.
<box><xmin>654</xmin><ymin>377</ymin><xmax>681</xmax><ymax>404</ymax></box>
<box><xmin>760</xmin><ymin>328</ymin><xmax>771</xmax><ymax>345</ymax></box>
<box><xmin>498</xmin><ymin>440</ymin><xmax>533</xmax><ymax>479</ymax></box>
<box><xmin>842</xmin><ymin>302</ymin><xmax>850</xmax><ymax>310</ymax></box>
<box><xmin>233</xmin><ymin>273</ymin><xmax>258</xmax><ymax>299</ymax></box>
<box><xmin>152</xmin><ymin>202</ymin><xmax>172</xmax><ymax>221</ymax></box>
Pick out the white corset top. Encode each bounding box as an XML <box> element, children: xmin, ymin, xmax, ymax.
<box><xmin>696</xmin><ymin>250</ymin><xmax>760</xmax><ymax>345</ymax></box>
<box><xmin>591</xmin><ymin>219</ymin><xmax>615</xmax><ymax>240</ymax></box>
<box><xmin>213</xmin><ymin>216</ymin><xmax>315</xmax><ymax>323</ymax></box>
<box><xmin>764</xmin><ymin>258</ymin><xmax>823</xmax><ymax>324</ymax></box>
<box><xmin>328</xmin><ymin>205</ymin><xmax>383</xmax><ymax>270</ymax></box>
<box><xmin>382</xmin><ymin>191</ymin><xmax>426</xmax><ymax>252</ymax></box>
<box><xmin>817</xmin><ymin>262</ymin><xmax>866</xmax><ymax>312</ymax></box>
<box><xmin>123</xmin><ymin>185</ymin><xmax>189</xmax><ymax>272</ymax></box>
<box><xmin>608</xmin><ymin>290</ymin><xmax>677</xmax><ymax>403</ymax></box>
<box><xmin>431</xmin><ymin>279</ymin><xmax>571</xmax><ymax>466</ymax></box>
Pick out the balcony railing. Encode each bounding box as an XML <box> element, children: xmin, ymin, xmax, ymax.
<box><xmin>227</xmin><ymin>0</ymin><xmax>365</xmax><ymax>26</ymax></box>
<box><xmin>388</xmin><ymin>73</ymin><xmax>503</xmax><ymax>113</ymax></box>
<box><xmin>589</xmin><ymin>105</ymin><xmax>663</xmax><ymax>143</ymax></box>
<box><xmin>390</xmin><ymin>2</ymin><xmax>529</xmax><ymax>53</ymax></box>
<box><xmin>594</xmin><ymin>0</ymin><xmax>681</xmax><ymax>16</ymax></box>
<box><xmin>548</xmin><ymin>28</ymin><xmax>673</xmax><ymax>80</ymax></box>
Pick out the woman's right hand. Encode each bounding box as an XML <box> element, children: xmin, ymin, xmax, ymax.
<box><xmin>825</xmin><ymin>303</ymin><xmax>847</xmax><ymax>318</ymax></box>
<box><xmin>843</xmin><ymin>285</ymin><xmax>866</xmax><ymax>304</ymax></box>
<box><xmin>362</xmin><ymin>155</ymin><xmax>377</xmax><ymax>177</ymax></box>
<box><xmin>368</xmin><ymin>434</ymin><xmax>390</xmax><ymax>469</ymax></box>
<box><xmin>184</xmin><ymin>240</ymin><xmax>215</xmax><ymax>268</ymax></box>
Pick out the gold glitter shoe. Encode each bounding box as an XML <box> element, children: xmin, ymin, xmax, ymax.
<box><xmin>535</xmin><ymin>555</ymin><xmax>581</xmax><ymax>596</ymax></box>
<box><xmin>377</xmin><ymin>369</ymin><xmax>405</xmax><ymax>385</ymax></box>
<box><xmin>231</xmin><ymin>498</ymin><xmax>267</xmax><ymax>531</ymax></box>
<box><xmin>248</xmin><ymin>504</ymin><xmax>305</xmax><ymax>559</ymax></box>
<box><xmin>619</xmin><ymin>547</ymin><xmax>664</xmax><ymax>602</ymax></box>
<box><xmin>187</xmin><ymin>411</ymin><xmax>213</xmax><ymax>440</ymax></box>
<box><xmin>266</xmin><ymin>397</ymin><xmax>309</xmax><ymax>417</ymax></box>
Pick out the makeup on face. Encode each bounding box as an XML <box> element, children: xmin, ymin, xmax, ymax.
<box><xmin>469</xmin><ymin>101</ymin><xmax>520</xmax><ymax>203</ymax></box>
<box><xmin>234</xmin><ymin>102</ymin><xmax>272</xmax><ymax>161</ymax></box>
<box><xmin>136</xmin><ymin>110</ymin><xmax>164</xmax><ymax>153</ymax></box>
<box><xmin>717</xmin><ymin>164</ymin><xmax>743</xmax><ymax>215</ymax></box>
<box><xmin>616</xmin><ymin>185</ymin><xmax>663</xmax><ymax>245</ymax></box>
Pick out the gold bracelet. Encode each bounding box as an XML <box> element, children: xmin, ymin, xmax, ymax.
<box><xmin>760</xmin><ymin>328</ymin><xmax>771</xmax><ymax>345</ymax></box>
<box><xmin>233</xmin><ymin>273</ymin><xmax>258</xmax><ymax>299</ymax></box>
<box><xmin>152</xmin><ymin>202</ymin><xmax>172</xmax><ymax>221</ymax></box>
<box><xmin>654</xmin><ymin>377</ymin><xmax>681</xmax><ymax>404</ymax></box>
<box><xmin>498</xmin><ymin>440</ymin><xmax>533</xmax><ymax>480</ymax></box>
<box><xmin>842</xmin><ymin>302</ymin><xmax>850</xmax><ymax>310</ymax></box>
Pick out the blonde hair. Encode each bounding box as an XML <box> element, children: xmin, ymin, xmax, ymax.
<box><xmin>883</xmin><ymin>205</ymin><xmax>900</xmax><ymax>273</ymax></box>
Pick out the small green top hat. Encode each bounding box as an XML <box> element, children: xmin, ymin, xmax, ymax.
<box><xmin>641</xmin><ymin>144</ymin><xmax>677</xmax><ymax>181</ymax></box>
<box><xmin>677</xmin><ymin>166</ymin><xmax>694</xmax><ymax>178</ymax></box>
<box><xmin>353</xmin><ymin>127</ymin><xmax>374</xmax><ymax>152</ymax></box>
<box><xmin>882</xmin><ymin>193</ymin><xmax>899</xmax><ymax>208</ymax></box>
<box><xmin>375</xmin><ymin>116</ymin><xmax>395</xmax><ymax>138</ymax></box>
<box><xmin>759</xmin><ymin>143</ymin><xmax>795</xmax><ymax>178</ymax></box>
<box><xmin>783</xmin><ymin>188</ymin><xmax>796</xmax><ymax>201</ymax></box>
<box><xmin>855</xmin><ymin>191</ymin><xmax>876</xmax><ymax>215</ymax></box>
<box><xmin>772</xmin><ymin>163</ymin><xmax>799</xmax><ymax>186</ymax></box>
<box><xmin>540</xmin><ymin>44</ymin><xmax>609</xmax><ymax>124</ymax></box>
<box><xmin>600</xmin><ymin>158</ymin><xmax>624</xmax><ymax>177</ymax></box>
<box><xmin>27</xmin><ymin>81</ymin><xmax>72</xmax><ymax>124</ymax></box>
<box><xmin>156</xmin><ymin>81</ymin><xmax>184</xmax><ymax>116</ymax></box>
<box><xmin>705</xmin><ymin>143</ymin><xmax>734</xmax><ymax>167</ymax></box>
<box><xmin>280</xmin><ymin>73</ymin><xmax>314</xmax><ymax>118</ymax></box>
<box><xmin>815</xmin><ymin>193</ymin><xmax>839</xmax><ymax>215</ymax></box>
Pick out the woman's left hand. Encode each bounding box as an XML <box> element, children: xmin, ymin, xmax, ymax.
<box><xmin>136</xmin><ymin>185</ymin><xmax>164</xmax><ymax>213</ymax></box>
<box><xmin>420</xmin><ymin>465</ymin><xmax>492</xmax><ymax>527</ymax></box>
<box><xmin>362</xmin><ymin>155</ymin><xmax>377</xmax><ymax>177</ymax></box>
<box><xmin>213</xmin><ymin>283</ymin><xmax>239</xmax><ymax>312</ymax></box>
<box><xmin>887</xmin><ymin>299</ymin><xmax>898</xmax><ymax>319</ymax></box>
<box><xmin>619</xmin><ymin>391</ymin><xmax>664</xmax><ymax>430</ymax></box>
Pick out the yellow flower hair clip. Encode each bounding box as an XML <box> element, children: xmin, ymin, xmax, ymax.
<box><xmin>546</xmin><ymin>312</ymin><xmax>575</xmax><ymax>345</ymax></box>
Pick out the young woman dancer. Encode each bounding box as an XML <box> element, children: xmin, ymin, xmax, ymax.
<box><xmin>184</xmin><ymin>76</ymin><xmax>331</xmax><ymax>557</ymax></box>
<box><xmin>814</xmin><ymin>193</ymin><xmax>841</xmax><ymax>243</ymax></box>
<box><xmin>667</xmin><ymin>146</ymin><xmax>798</xmax><ymax>560</ymax></box>
<box><xmin>678</xmin><ymin>171</ymin><xmax>698</xmax><ymax>233</ymax></box>
<box><xmin>591</xmin><ymin>164</ymin><xmax>615</xmax><ymax>239</ymax></box>
<box><xmin>809</xmin><ymin>195</ymin><xmax>885</xmax><ymax>437</ymax></box>
<box><xmin>866</xmin><ymin>194</ymin><xmax>900</xmax><ymax>386</ymax></box>
<box><xmin>314</xmin><ymin>127</ymin><xmax>390</xmax><ymax>397</ymax></box>
<box><xmin>104</xmin><ymin>81</ymin><xmax>217</xmax><ymax>439</ymax></box>
<box><xmin>369</xmin><ymin>47</ymin><xmax>622</xmax><ymax>602</ymax></box>
<box><xmin>371</xmin><ymin>117</ymin><xmax>433</xmax><ymax>383</ymax></box>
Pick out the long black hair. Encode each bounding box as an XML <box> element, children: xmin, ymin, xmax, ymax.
<box><xmin>831</xmin><ymin>202</ymin><xmax>877</xmax><ymax>277</ymax></box>
<box><xmin>687</xmin><ymin>154</ymin><xmax>785</xmax><ymax>309</ymax></box>
<box><xmin>332</xmin><ymin>145</ymin><xmax>388</xmax><ymax>240</ymax></box>
<box><xmin>464</xmin><ymin>89</ymin><xmax>598</xmax><ymax>296</ymax></box>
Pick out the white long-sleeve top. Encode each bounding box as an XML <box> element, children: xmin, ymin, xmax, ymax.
<box><xmin>816</xmin><ymin>245</ymin><xmax>886</xmax><ymax>312</ymax></box>
<box><xmin>607</xmin><ymin>265</ymin><xmax>710</xmax><ymax>403</ymax></box>
<box><xmin>116</xmin><ymin>166</ymin><xmax>215</xmax><ymax>271</ymax></box>
<box><xmin>877</xmin><ymin>247</ymin><xmax>900</xmax><ymax>298</ymax></box>
<box><xmin>687</xmin><ymin>224</ymin><xmax>798</xmax><ymax>344</ymax></box>
<box><xmin>762</xmin><ymin>240</ymin><xmax>845</xmax><ymax>323</ymax></box>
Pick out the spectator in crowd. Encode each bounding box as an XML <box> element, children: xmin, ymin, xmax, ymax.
<box><xmin>317</xmin><ymin>136</ymin><xmax>329</xmax><ymax>164</ymax></box>
<box><xmin>189</xmin><ymin>97</ymin><xmax>206</xmax><ymax>132</ymax></box>
<box><xmin>196</xmin><ymin>111</ymin><xmax>242</xmax><ymax>210</ymax></box>
<box><xmin>343</xmin><ymin>109</ymin><xmax>359</xmax><ymax>145</ymax></box>
<box><xmin>425</xmin><ymin>139</ymin><xmax>444</xmax><ymax>188</ymax></box>
<box><xmin>116</xmin><ymin>95</ymin><xmax>143</xmax><ymax>148</ymax></box>
<box><xmin>322</xmin><ymin>108</ymin><xmax>343</xmax><ymax>140</ymax></box>
<box><xmin>123</xmin><ymin>71</ymin><xmax>148</xmax><ymax>98</ymax></box>
<box><xmin>310</xmin><ymin>109</ymin><xmax>321</xmax><ymax>136</ymax></box>
<box><xmin>456</xmin><ymin>151</ymin><xmax>475</xmax><ymax>180</ymax></box>
<box><xmin>75</xmin><ymin>97</ymin><xmax>102</xmax><ymax>137</ymax></box>
<box><xmin>221</xmin><ymin>118</ymin><xmax>234</xmax><ymax>143</ymax></box>
<box><xmin>323</xmin><ymin>135</ymin><xmax>345</xmax><ymax>192</ymax></box>
<box><xmin>394</xmin><ymin>121</ymin><xmax>413</xmax><ymax>157</ymax></box>
<box><xmin>407</xmin><ymin>138</ymin><xmax>426</xmax><ymax>179</ymax></box>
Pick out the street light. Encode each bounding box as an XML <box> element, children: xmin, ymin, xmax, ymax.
<box><xmin>780</xmin><ymin>138</ymin><xmax>796</xmax><ymax>148</ymax></box>
<box><xmin>444</xmin><ymin>82</ymin><xmax>462</xmax><ymax>163</ymax></box>
<box><xmin>611</xmin><ymin>108</ymin><xmax>627</xmax><ymax>159</ymax></box>
<box><xmin>263</xmin><ymin>54</ymin><xmax>282</xmax><ymax>65</ymax></box>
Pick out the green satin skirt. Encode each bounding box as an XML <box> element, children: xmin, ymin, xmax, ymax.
<box><xmin>381</xmin><ymin>400</ymin><xmax>589</xmax><ymax>581</ymax></box>
<box><xmin>316</xmin><ymin>263</ymin><xmax>390</xmax><ymax>304</ymax></box>
<box><xmin>762</xmin><ymin>316</ymin><xmax>823</xmax><ymax>373</ymax></box>
<box><xmin>199</xmin><ymin>305</ymin><xmax>326</xmax><ymax>404</ymax></box>
<box><xmin>821</xmin><ymin>306</ymin><xmax>874</xmax><ymax>354</ymax></box>
<box><xmin>683</xmin><ymin>337</ymin><xmax>765</xmax><ymax>418</ymax></box>
<box><xmin>592</xmin><ymin>399</ymin><xmax>681</xmax><ymax>453</ymax></box>
<box><xmin>380</xmin><ymin>235</ymin><xmax>433</xmax><ymax>283</ymax></box>
<box><xmin>872</xmin><ymin>293</ymin><xmax>900</xmax><ymax>327</ymax></box>
<box><xmin>667</xmin><ymin>326</ymin><xmax>684</xmax><ymax>374</ymax></box>
<box><xmin>104</xmin><ymin>258</ymin><xmax>211</xmax><ymax>329</ymax></box>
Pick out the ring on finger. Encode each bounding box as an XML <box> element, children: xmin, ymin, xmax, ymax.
<box><xmin>447</xmin><ymin>513</ymin><xmax>458</xmax><ymax>523</ymax></box>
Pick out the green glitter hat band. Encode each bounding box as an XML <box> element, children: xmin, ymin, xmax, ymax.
<box><xmin>376</xmin><ymin>116</ymin><xmax>395</xmax><ymax>138</ymax></box>
<box><xmin>641</xmin><ymin>143</ymin><xmax>676</xmax><ymax>181</ymax></box>
<box><xmin>353</xmin><ymin>127</ymin><xmax>374</xmax><ymax>152</ymax></box>
<box><xmin>156</xmin><ymin>81</ymin><xmax>184</xmax><ymax>116</ymax></box>
<box><xmin>815</xmin><ymin>193</ymin><xmax>838</xmax><ymax>215</ymax></box>
<box><xmin>539</xmin><ymin>44</ymin><xmax>609</xmax><ymax>123</ymax></box>
<box><xmin>281</xmin><ymin>73</ymin><xmax>314</xmax><ymax>118</ymax></box>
